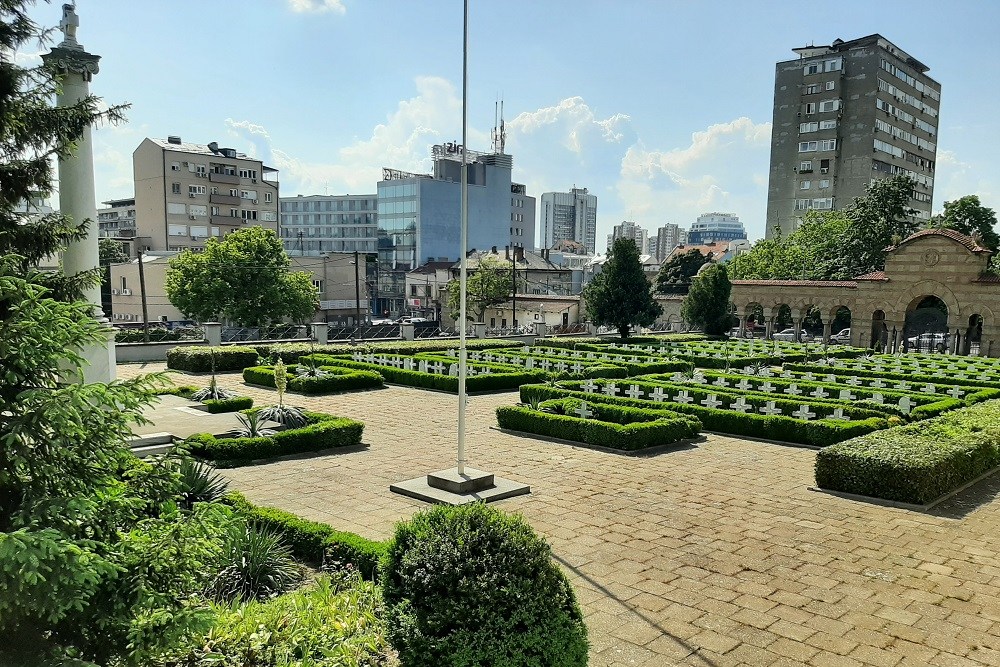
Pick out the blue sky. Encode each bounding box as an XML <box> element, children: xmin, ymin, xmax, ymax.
<box><xmin>23</xmin><ymin>0</ymin><xmax>1000</xmax><ymax>248</ymax></box>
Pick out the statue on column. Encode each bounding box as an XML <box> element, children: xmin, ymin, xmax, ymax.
<box><xmin>58</xmin><ymin>3</ymin><xmax>81</xmax><ymax>50</ymax></box>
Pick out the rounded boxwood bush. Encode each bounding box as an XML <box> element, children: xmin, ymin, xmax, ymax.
<box><xmin>380</xmin><ymin>503</ymin><xmax>588</xmax><ymax>667</ymax></box>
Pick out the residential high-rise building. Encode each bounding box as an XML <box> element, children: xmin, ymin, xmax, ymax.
<box><xmin>539</xmin><ymin>187</ymin><xmax>597</xmax><ymax>254</ymax></box>
<box><xmin>687</xmin><ymin>213</ymin><xmax>747</xmax><ymax>244</ymax></box>
<box><xmin>97</xmin><ymin>197</ymin><xmax>136</xmax><ymax>239</ymax></box>
<box><xmin>133</xmin><ymin>136</ymin><xmax>279</xmax><ymax>252</ymax></box>
<box><xmin>279</xmin><ymin>194</ymin><xmax>377</xmax><ymax>256</ymax></box>
<box><xmin>510</xmin><ymin>182</ymin><xmax>536</xmax><ymax>250</ymax></box>
<box><xmin>653</xmin><ymin>223</ymin><xmax>684</xmax><ymax>262</ymax></box>
<box><xmin>765</xmin><ymin>34</ymin><xmax>940</xmax><ymax>238</ymax></box>
<box><xmin>606</xmin><ymin>220</ymin><xmax>648</xmax><ymax>254</ymax></box>
<box><xmin>376</xmin><ymin>142</ymin><xmax>522</xmax><ymax>316</ymax></box>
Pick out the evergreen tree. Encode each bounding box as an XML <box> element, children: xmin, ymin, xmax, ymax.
<box><xmin>583</xmin><ymin>237</ymin><xmax>662</xmax><ymax>339</ymax></box>
<box><xmin>681</xmin><ymin>263</ymin><xmax>732</xmax><ymax>335</ymax></box>
<box><xmin>655</xmin><ymin>248</ymin><xmax>712</xmax><ymax>294</ymax></box>
<box><xmin>930</xmin><ymin>195</ymin><xmax>999</xmax><ymax>253</ymax></box>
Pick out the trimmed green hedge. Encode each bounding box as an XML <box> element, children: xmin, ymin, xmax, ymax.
<box><xmin>242</xmin><ymin>364</ymin><xmax>384</xmax><ymax>394</ymax></box>
<box><xmin>166</xmin><ymin>345</ymin><xmax>260</xmax><ymax>372</ymax></box>
<box><xmin>520</xmin><ymin>384</ymin><xmax>886</xmax><ymax>447</ymax></box>
<box><xmin>815</xmin><ymin>401</ymin><xmax>1000</xmax><ymax>504</ymax></box>
<box><xmin>785</xmin><ymin>362</ymin><xmax>1000</xmax><ymax>390</ymax></box>
<box><xmin>185</xmin><ymin>410</ymin><xmax>364</xmax><ymax>464</ymax></box>
<box><xmin>497</xmin><ymin>401</ymin><xmax>700</xmax><ymax>451</ymax></box>
<box><xmin>156</xmin><ymin>385</ymin><xmax>254</xmax><ymax>413</ymax></box>
<box><xmin>223</xmin><ymin>492</ymin><xmax>387</xmax><ymax>580</ymax></box>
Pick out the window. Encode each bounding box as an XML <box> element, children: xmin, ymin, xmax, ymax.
<box><xmin>812</xmin><ymin>198</ymin><xmax>833</xmax><ymax>210</ymax></box>
<box><xmin>804</xmin><ymin>83</ymin><xmax>819</xmax><ymax>95</ymax></box>
<box><xmin>819</xmin><ymin>179</ymin><xmax>831</xmax><ymax>189</ymax></box>
<box><xmin>170</xmin><ymin>162</ymin><xmax>180</xmax><ymax>171</ymax></box>
<box><xmin>190</xmin><ymin>225</ymin><xmax>208</xmax><ymax>238</ymax></box>
<box><xmin>804</xmin><ymin>63</ymin><xmax>820</xmax><ymax>75</ymax></box>
<box><xmin>798</xmin><ymin>141</ymin><xmax>818</xmax><ymax>152</ymax></box>
<box><xmin>168</xmin><ymin>224</ymin><xmax>187</xmax><ymax>236</ymax></box>
<box><xmin>819</xmin><ymin>99</ymin><xmax>840</xmax><ymax>113</ymax></box>
<box><xmin>240</xmin><ymin>209</ymin><xmax>258</xmax><ymax>221</ymax></box>
<box><xmin>171</xmin><ymin>183</ymin><xmax>181</xmax><ymax>194</ymax></box>
<box><xmin>211</xmin><ymin>206</ymin><xmax>220</xmax><ymax>216</ymax></box>
<box><xmin>799</xmin><ymin>160</ymin><xmax>813</xmax><ymax>172</ymax></box>
<box><xmin>820</xmin><ymin>119</ymin><xmax>837</xmax><ymax>130</ymax></box>
<box><xmin>229</xmin><ymin>188</ymin><xmax>238</xmax><ymax>197</ymax></box>
<box><xmin>238</xmin><ymin>168</ymin><xmax>258</xmax><ymax>180</ymax></box>
<box><xmin>799</xmin><ymin>121</ymin><xmax>819</xmax><ymax>133</ymax></box>
<box><xmin>120</xmin><ymin>276</ymin><xmax>127</xmax><ymax>291</ymax></box>
<box><xmin>804</xmin><ymin>102</ymin><xmax>816</xmax><ymax>115</ymax></box>
<box><xmin>825</xmin><ymin>81</ymin><xmax>835</xmax><ymax>91</ymax></box>
<box><xmin>167</xmin><ymin>202</ymin><xmax>186</xmax><ymax>215</ymax></box>
<box><xmin>410</xmin><ymin>285</ymin><xmax>418</xmax><ymax>296</ymax></box>
<box><xmin>819</xmin><ymin>139</ymin><xmax>837</xmax><ymax>151</ymax></box>
<box><xmin>800</xmin><ymin>181</ymin><xmax>811</xmax><ymax>190</ymax></box>
<box><xmin>825</xmin><ymin>58</ymin><xmax>842</xmax><ymax>72</ymax></box>
<box><xmin>230</xmin><ymin>208</ymin><xmax>239</xmax><ymax>218</ymax></box>
<box><xmin>188</xmin><ymin>185</ymin><xmax>206</xmax><ymax>195</ymax></box>
<box><xmin>264</xmin><ymin>192</ymin><xmax>272</xmax><ymax>203</ymax></box>
<box><xmin>261</xmin><ymin>211</ymin><xmax>277</xmax><ymax>222</ymax></box>
<box><xmin>210</xmin><ymin>186</ymin><xmax>218</xmax><ymax>195</ymax></box>
<box><xmin>195</xmin><ymin>164</ymin><xmax>206</xmax><ymax>176</ymax></box>
<box><xmin>189</xmin><ymin>205</ymin><xmax>207</xmax><ymax>217</ymax></box>
<box><xmin>240</xmin><ymin>190</ymin><xmax>257</xmax><ymax>200</ymax></box>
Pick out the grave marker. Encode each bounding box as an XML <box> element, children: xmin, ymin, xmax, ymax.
<box><xmin>651</xmin><ymin>387</ymin><xmax>666</xmax><ymax>402</ymax></box>
<box><xmin>730</xmin><ymin>397</ymin><xmax>752</xmax><ymax>412</ymax></box>
<box><xmin>675</xmin><ymin>390</ymin><xmax>694</xmax><ymax>404</ymax></box>
<box><xmin>792</xmin><ymin>405</ymin><xmax>816</xmax><ymax>420</ymax></box>
<box><xmin>759</xmin><ymin>401</ymin><xmax>782</xmax><ymax>416</ymax></box>
<box><xmin>576</xmin><ymin>401</ymin><xmax>594</xmax><ymax>419</ymax></box>
<box><xmin>625</xmin><ymin>385</ymin><xmax>643</xmax><ymax>400</ymax></box>
<box><xmin>947</xmin><ymin>386</ymin><xmax>965</xmax><ymax>399</ymax></box>
<box><xmin>603</xmin><ymin>383</ymin><xmax>620</xmax><ymax>397</ymax></box>
<box><xmin>701</xmin><ymin>394</ymin><xmax>723</xmax><ymax>409</ymax></box>
<box><xmin>898</xmin><ymin>396</ymin><xmax>913</xmax><ymax>414</ymax></box>
<box><xmin>581</xmin><ymin>380</ymin><xmax>598</xmax><ymax>393</ymax></box>
<box><xmin>784</xmin><ymin>383</ymin><xmax>802</xmax><ymax>396</ymax></box>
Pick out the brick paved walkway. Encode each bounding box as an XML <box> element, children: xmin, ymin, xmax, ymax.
<box><xmin>122</xmin><ymin>362</ymin><xmax>1000</xmax><ymax>667</ymax></box>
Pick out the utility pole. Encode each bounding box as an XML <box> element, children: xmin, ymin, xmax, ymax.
<box><xmin>511</xmin><ymin>253</ymin><xmax>517</xmax><ymax>329</ymax></box>
<box><xmin>137</xmin><ymin>250</ymin><xmax>150</xmax><ymax>343</ymax></box>
<box><xmin>353</xmin><ymin>250</ymin><xmax>362</xmax><ymax>326</ymax></box>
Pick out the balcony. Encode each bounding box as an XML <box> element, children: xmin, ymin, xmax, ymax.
<box><xmin>209</xmin><ymin>172</ymin><xmax>240</xmax><ymax>185</ymax></box>
<box><xmin>211</xmin><ymin>215</ymin><xmax>243</xmax><ymax>227</ymax></box>
<box><xmin>210</xmin><ymin>193</ymin><xmax>241</xmax><ymax>206</ymax></box>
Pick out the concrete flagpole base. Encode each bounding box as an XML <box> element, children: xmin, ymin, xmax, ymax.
<box><xmin>390</xmin><ymin>467</ymin><xmax>530</xmax><ymax>505</ymax></box>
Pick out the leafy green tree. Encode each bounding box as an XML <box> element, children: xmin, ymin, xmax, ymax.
<box><xmin>655</xmin><ymin>248</ymin><xmax>712</xmax><ymax>294</ymax></box>
<box><xmin>729</xmin><ymin>211</ymin><xmax>850</xmax><ymax>281</ymax></box>
<box><xmin>682</xmin><ymin>263</ymin><xmax>733</xmax><ymax>335</ymax></box>
<box><xmin>583</xmin><ymin>237</ymin><xmax>662</xmax><ymax>339</ymax></box>
<box><xmin>165</xmin><ymin>227</ymin><xmax>317</xmax><ymax>326</ymax></box>
<box><xmin>929</xmin><ymin>194</ymin><xmax>999</xmax><ymax>252</ymax></box>
<box><xmin>99</xmin><ymin>237</ymin><xmax>130</xmax><ymax>266</ymax></box>
<box><xmin>839</xmin><ymin>175</ymin><xmax>918</xmax><ymax>276</ymax></box>
<box><xmin>446</xmin><ymin>254</ymin><xmax>513</xmax><ymax>323</ymax></box>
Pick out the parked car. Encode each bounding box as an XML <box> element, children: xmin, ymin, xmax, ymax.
<box><xmin>907</xmin><ymin>332</ymin><xmax>949</xmax><ymax>352</ymax></box>
<box><xmin>829</xmin><ymin>328</ymin><xmax>851</xmax><ymax>344</ymax></box>
<box><xmin>772</xmin><ymin>328</ymin><xmax>813</xmax><ymax>342</ymax></box>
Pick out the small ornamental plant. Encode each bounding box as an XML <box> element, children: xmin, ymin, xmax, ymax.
<box><xmin>258</xmin><ymin>358</ymin><xmax>307</xmax><ymax>428</ymax></box>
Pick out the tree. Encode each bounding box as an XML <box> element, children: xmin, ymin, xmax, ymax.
<box><xmin>99</xmin><ymin>237</ymin><xmax>130</xmax><ymax>266</ymax></box>
<box><xmin>446</xmin><ymin>254</ymin><xmax>513</xmax><ymax>323</ymax></box>
<box><xmin>930</xmin><ymin>195</ymin><xmax>999</xmax><ymax>252</ymax></box>
<box><xmin>728</xmin><ymin>211</ymin><xmax>850</xmax><ymax>281</ymax></box>
<box><xmin>655</xmin><ymin>248</ymin><xmax>712</xmax><ymax>294</ymax></box>
<box><xmin>682</xmin><ymin>263</ymin><xmax>732</xmax><ymax>335</ymax></box>
<box><xmin>583</xmin><ymin>237</ymin><xmax>662</xmax><ymax>339</ymax></box>
<box><xmin>839</xmin><ymin>175</ymin><xmax>918</xmax><ymax>276</ymax></box>
<box><xmin>165</xmin><ymin>227</ymin><xmax>317</xmax><ymax>326</ymax></box>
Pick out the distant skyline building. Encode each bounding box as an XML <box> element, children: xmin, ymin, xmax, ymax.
<box><xmin>279</xmin><ymin>194</ymin><xmax>377</xmax><ymax>256</ymax></box>
<box><xmin>653</xmin><ymin>223</ymin><xmax>684</xmax><ymax>262</ymax></box>
<box><xmin>606</xmin><ymin>220</ymin><xmax>649</xmax><ymax>254</ymax></box>
<box><xmin>687</xmin><ymin>213</ymin><xmax>747</xmax><ymax>244</ymax></box>
<box><xmin>509</xmin><ymin>182</ymin><xmax>536</xmax><ymax>250</ymax></box>
<box><xmin>765</xmin><ymin>34</ymin><xmax>940</xmax><ymax>238</ymax></box>
<box><xmin>539</xmin><ymin>187</ymin><xmax>598</xmax><ymax>254</ymax></box>
<box><xmin>97</xmin><ymin>197</ymin><xmax>136</xmax><ymax>240</ymax></box>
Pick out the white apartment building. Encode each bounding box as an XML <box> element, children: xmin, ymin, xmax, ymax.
<box><xmin>607</xmin><ymin>220</ymin><xmax>649</xmax><ymax>254</ymax></box>
<box><xmin>539</xmin><ymin>187</ymin><xmax>597</xmax><ymax>254</ymax></box>
<box><xmin>133</xmin><ymin>136</ymin><xmax>279</xmax><ymax>252</ymax></box>
<box><xmin>279</xmin><ymin>194</ymin><xmax>377</xmax><ymax>256</ymax></box>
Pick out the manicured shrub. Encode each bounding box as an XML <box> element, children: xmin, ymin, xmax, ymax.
<box><xmin>166</xmin><ymin>345</ymin><xmax>259</xmax><ymax>372</ymax></box>
<box><xmin>185</xmin><ymin>411</ymin><xmax>364</xmax><ymax>464</ymax></box>
<box><xmin>157</xmin><ymin>386</ymin><xmax>254</xmax><ymax>413</ymax></box>
<box><xmin>242</xmin><ymin>364</ymin><xmax>384</xmax><ymax>394</ymax></box>
<box><xmin>380</xmin><ymin>503</ymin><xmax>588</xmax><ymax>667</ymax></box>
<box><xmin>222</xmin><ymin>492</ymin><xmax>387</xmax><ymax>579</ymax></box>
<box><xmin>815</xmin><ymin>402</ymin><xmax>1000</xmax><ymax>504</ymax></box>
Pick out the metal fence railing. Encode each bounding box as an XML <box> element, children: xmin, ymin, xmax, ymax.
<box><xmin>327</xmin><ymin>324</ymin><xmax>401</xmax><ymax>341</ymax></box>
<box><xmin>222</xmin><ymin>325</ymin><xmax>306</xmax><ymax>343</ymax></box>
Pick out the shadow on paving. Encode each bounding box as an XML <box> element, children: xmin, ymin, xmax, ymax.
<box><xmin>553</xmin><ymin>554</ymin><xmax>719</xmax><ymax>667</ymax></box>
<box><xmin>928</xmin><ymin>470</ymin><xmax>1000</xmax><ymax>520</ymax></box>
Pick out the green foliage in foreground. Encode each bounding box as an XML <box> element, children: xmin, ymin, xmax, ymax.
<box><xmin>381</xmin><ymin>503</ymin><xmax>588</xmax><ymax>667</ymax></box>
<box><xmin>815</xmin><ymin>400</ymin><xmax>1000</xmax><ymax>504</ymax></box>
<box><xmin>159</xmin><ymin>574</ymin><xmax>389</xmax><ymax>667</ymax></box>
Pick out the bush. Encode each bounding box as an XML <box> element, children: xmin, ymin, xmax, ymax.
<box><xmin>242</xmin><ymin>364</ymin><xmax>384</xmax><ymax>394</ymax></box>
<box><xmin>815</xmin><ymin>401</ymin><xmax>1000</xmax><ymax>504</ymax></box>
<box><xmin>381</xmin><ymin>503</ymin><xmax>588</xmax><ymax>667</ymax></box>
<box><xmin>497</xmin><ymin>403</ymin><xmax>700</xmax><ymax>451</ymax></box>
<box><xmin>115</xmin><ymin>327</ymin><xmax>182</xmax><ymax>343</ymax></box>
<box><xmin>157</xmin><ymin>386</ymin><xmax>254</xmax><ymax>413</ymax></box>
<box><xmin>222</xmin><ymin>492</ymin><xmax>386</xmax><ymax>579</ymax></box>
<box><xmin>207</xmin><ymin>523</ymin><xmax>301</xmax><ymax>602</ymax></box>
<box><xmin>166</xmin><ymin>345</ymin><xmax>260</xmax><ymax>372</ymax></box>
<box><xmin>185</xmin><ymin>411</ymin><xmax>364</xmax><ymax>464</ymax></box>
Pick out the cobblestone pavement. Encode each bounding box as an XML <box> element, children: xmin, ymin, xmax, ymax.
<box><xmin>122</xmin><ymin>362</ymin><xmax>1000</xmax><ymax>667</ymax></box>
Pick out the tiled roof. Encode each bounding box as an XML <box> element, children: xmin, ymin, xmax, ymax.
<box><xmin>731</xmin><ymin>279</ymin><xmax>858</xmax><ymax>288</ymax></box>
<box><xmin>408</xmin><ymin>261</ymin><xmax>454</xmax><ymax>275</ymax></box>
<box><xmin>973</xmin><ymin>274</ymin><xmax>1000</xmax><ymax>284</ymax></box>
<box><xmin>886</xmin><ymin>228</ymin><xmax>991</xmax><ymax>253</ymax></box>
<box><xmin>854</xmin><ymin>271</ymin><xmax>888</xmax><ymax>281</ymax></box>
<box><xmin>666</xmin><ymin>243</ymin><xmax>723</xmax><ymax>261</ymax></box>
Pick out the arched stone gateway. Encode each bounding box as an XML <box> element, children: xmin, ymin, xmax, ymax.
<box><xmin>731</xmin><ymin>229</ymin><xmax>1000</xmax><ymax>356</ymax></box>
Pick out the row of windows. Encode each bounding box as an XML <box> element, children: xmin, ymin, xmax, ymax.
<box><xmin>281</xmin><ymin>199</ymin><xmax>374</xmax><ymax>212</ymax></box>
<box><xmin>171</xmin><ymin>162</ymin><xmax>207</xmax><ymax>175</ymax></box>
<box><xmin>876</xmin><ymin>98</ymin><xmax>914</xmax><ymax>125</ymax></box>
<box><xmin>878</xmin><ymin>78</ymin><xmax>937</xmax><ymax>117</ymax></box>
<box><xmin>881</xmin><ymin>58</ymin><xmax>940</xmax><ymax>101</ymax></box>
<box><xmin>282</xmin><ymin>213</ymin><xmax>375</xmax><ymax>225</ymax></box>
<box><xmin>914</xmin><ymin>117</ymin><xmax>936</xmax><ymax>137</ymax></box>
<box><xmin>281</xmin><ymin>227</ymin><xmax>376</xmax><ymax>238</ymax></box>
<box><xmin>378</xmin><ymin>199</ymin><xmax>418</xmax><ymax>214</ymax></box>
<box><xmin>871</xmin><ymin>159</ymin><xmax>934</xmax><ymax>188</ymax></box>
<box><xmin>874</xmin><ymin>118</ymin><xmax>936</xmax><ymax>152</ymax></box>
<box><xmin>511</xmin><ymin>213</ymin><xmax>525</xmax><ymax>222</ymax></box>
<box><xmin>874</xmin><ymin>139</ymin><xmax>935</xmax><ymax>171</ymax></box>
<box><xmin>168</xmin><ymin>224</ymin><xmax>221</xmax><ymax>239</ymax></box>
<box><xmin>803</xmin><ymin>80</ymin><xmax>836</xmax><ymax>95</ymax></box>
<box><xmin>171</xmin><ymin>184</ymin><xmax>273</xmax><ymax>202</ymax></box>
<box><xmin>799</xmin><ymin>120</ymin><xmax>838</xmax><ymax>133</ymax></box>
<box><xmin>794</xmin><ymin>198</ymin><xmax>834</xmax><ymax>211</ymax></box>
<box><xmin>912</xmin><ymin>190</ymin><xmax>932</xmax><ymax>203</ymax></box>
<box><xmin>378</xmin><ymin>183</ymin><xmax>419</xmax><ymax>198</ymax></box>
<box><xmin>511</xmin><ymin>197</ymin><xmax>527</xmax><ymax>207</ymax></box>
<box><xmin>804</xmin><ymin>58</ymin><xmax>842</xmax><ymax>76</ymax></box>
<box><xmin>798</xmin><ymin>139</ymin><xmax>837</xmax><ymax>153</ymax></box>
<box><xmin>803</xmin><ymin>99</ymin><xmax>840</xmax><ymax>115</ymax></box>
<box><xmin>510</xmin><ymin>226</ymin><xmax>525</xmax><ymax>236</ymax></box>
<box><xmin>283</xmin><ymin>239</ymin><xmax>378</xmax><ymax>253</ymax></box>
<box><xmin>799</xmin><ymin>179</ymin><xmax>831</xmax><ymax>190</ymax></box>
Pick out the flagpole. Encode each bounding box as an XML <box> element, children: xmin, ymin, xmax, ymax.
<box><xmin>456</xmin><ymin>0</ymin><xmax>469</xmax><ymax>475</ymax></box>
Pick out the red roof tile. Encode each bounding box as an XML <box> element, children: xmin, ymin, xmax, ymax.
<box><xmin>886</xmin><ymin>228</ymin><xmax>991</xmax><ymax>253</ymax></box>
<box><xmin>731</xmin><ymin>279</ymin><xmax>857</xmax><ymax>288</ymax></box>
<box><xmin>854</xmin><ymin>271</ymin><xmax>888</xmax><ymax>281</ymax></box>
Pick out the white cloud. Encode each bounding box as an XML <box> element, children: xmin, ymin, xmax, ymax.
<box><xmin>287</xmin><ymin>0</ymin><xmax>346</xmax><ymax>14</ymax></box>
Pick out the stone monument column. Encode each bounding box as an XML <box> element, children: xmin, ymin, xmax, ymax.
<box><xmin>42</xmin><ymin>4</ymin><xmax>116</xmax><ymax>382</ymax></box>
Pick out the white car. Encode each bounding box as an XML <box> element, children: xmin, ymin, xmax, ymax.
<box><xmin>907</xmin><ymin>332</ymin><xmax>949</xmax><ymax>351</ymax></box>
<box><xmin>829</xmin><ymin>328</ymin><xmax>851</xmax><ymax>344</ymax></box>
<box><xmin>772</xmin><ymin>328</ymin><xmax>813</xmax><ymax>342</ymax></box>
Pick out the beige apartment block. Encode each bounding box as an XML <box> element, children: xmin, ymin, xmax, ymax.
<box><xmin>133</xmin><ymin>136</ymin><xmax>279</xmax><ymax>253</ymax></box>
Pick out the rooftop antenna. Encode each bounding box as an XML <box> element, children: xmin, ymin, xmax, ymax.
<box><xmin>492</xmin><ymin>93</ymin><xmax>506</xmax><ymax>154</ymax></box>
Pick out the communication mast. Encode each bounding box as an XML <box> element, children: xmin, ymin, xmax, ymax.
<box><xmin>491</xmin><ymin>96</ymin><xmax>506</xmax><ymax>154</ymax></box>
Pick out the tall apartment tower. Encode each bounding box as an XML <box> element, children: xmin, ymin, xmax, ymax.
<box><xmin>133</xmin><ymin>136</ymin><xmax>279</xmax><ymax>252</ymax></box>
<box><xmin>606</xmin><ymin>220</ymin><xmax>649</xmax><ymax>254</ymax></box>
<box><xmin>540</xmin><ymin>187</ymin><xmax>598</xmax><ymax>253</ymax></box>
<box><xmin>653</xmin><ymin>223</ymin><xmax>684</xmax><ymax>261</ymax></box>
<box><xmin>765</xmin><ymin>34</ymin><xmax>940</xmax><ymax>239</ymax></box>
<box><xmin>510</xmin><ymin>183</ymin><xmax>536</xmax><ymax>250</ymax></box>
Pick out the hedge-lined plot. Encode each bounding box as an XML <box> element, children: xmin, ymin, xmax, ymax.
<box><xmin>157</xmin><ymin>385</ymin><xmax>255</xmax><ymax>413</ymax></box>
<box><xmin>497</xmin><ymin>397</ymin><xmax>701</xmax><ymax>451</ymax></box>
<box><xmin>242</xmin><ymin>364</ymin><xmax>384</xmax><ymax>394</ymax></box>
<box><xmin>166</xmin><ymin>345</ymin><xmax>260</xmax><ymax>372</ymax></box>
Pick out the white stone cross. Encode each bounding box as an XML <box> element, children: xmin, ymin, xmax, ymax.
<box><xmin>802</xmin><ymin>372</ymin><xmax>816</xmax><ymax>381</ymax></box>
<box><xmin>829</xmin><ymin>408</ymin><xmax>851</xmax><ymax>421</ymax></box>
<box><xmin>675</xmin><ymin>390</ymin><xmax>693</xmax><ymax>404</ymax></box>
<box><xmin>571</xmin><ymin>350</ymin><xmax>582</xmax><ymax>359</ymax></box>
<box><xmin>481</xmin><ymin>366</ymin><xmax>492</xmax><ymax>374</ymax></box>
<box><xmin>625</xmin><ymin>384</ymin><xmax>643</xmax><ymax>400</ymax></box>
<box><xmin>571</xmin><ymin>362</ymin><xmax>584</xmax><ymax>374</ymax></box>
<box><xmin>871</xmin><ymin>378</ymin><xmax>885</xmax><ymax>389</ymax></box>
<box><xmin>979</xmin><ymin>371</ymin><xmax>993</xmax><ymax>383</ymax></box>
<box><xmin>525</xmin><ymin>357</ymin><xmax>535</xmax><ymax>369</ymax></box>
<box><xmin>581</xmin><ymin>380</ymin><xmax>598</xmax><ymax>393</ymax></box>
<box><xmin>539</xmin><ymin>359</ymin><xmax>552</xmax><ymax>371</ymax></box>
<box><xmin>471</xmin><ymin>352</ymin><xmax>482</xmax><ymax>361</ymax></box>
<box><xmin>403</xmin><ymin>358</ymin><xmax>413</xmax><ymax>370</ymax></box>
<box><xmin>825</xmin><ymin>374</ymin><xmax>838</xmax><ymax>383</ymax></box>
<box><xmin>448</xmin><ymin>363</ymin><xmax>459</xmax><ymax>377</ymax></box>
<box><xmin>600</xmin><ymin>354</ymin><xmax>611</xmax><ymax>361</ymax></box>
<box><xmin>811</xmin><ymin>386</ymin><xmax>830</xmax><ymax>399</ymax></box>
<box><xmin>446</xmin><ymin>349</ymin><xmax>456</xmax><ymax>357</ymax></box>
<box><xmin>586</xmin><ymin>352</ymin><xmax>597</xmax><ymax>360</ymax></box>
<box><xmin>781</xmin><ymin>370</ymin><xmax>795</xmax><ymax>379</ymax></box>
<box><xmin>630</xmin><ymin>356</ymin><xmax>640</xmax><ymax>363</ymax></box>
<box><xmin>730</xmin><ymin>397</ymin><xmax>752</xmax><ymax>412</ymax></box>
<box><xmin>713</xmin><ymin>377</ymin><xmax>731</xmax><ymax>388</ymax></box>
<box><xmin>352</xmin><ymin>351</ymin><xmax>363</xmax><ymax>362</ymax></box>
<box><xmin>671</xmin><ymin>372</ymin><xmax>687</xmax><ymax>383</ymax></box>
<box><xmin>644</xmin><ymin>346</ymin><xmax>655</xmax><ymax>353</ymax></box>
<box><xmin>947</xmin><ymin>363</ymin><xmax>957</xmax><ymax>370</ymax></box>
<box><xmin>784</xmin><ymin>383</ymin><xmax>802</xmax><ymax>396</ymax></box>
<box><xmin>701</xmin><ymin>394</ymin><xmax>723</xmax><ymax>409</ymax></box>
<box><xmin>898</xmin><ymin>396</ymin><xmax>913</xmax><ymax>414</ymax></box>
<box><xmin>575</xmin><ymin>401</ymin><xmax>594</xmax><ymax>419</ymax></box>
<box><xmin>603</xmin><ymin>383</ymin><xmax>620</xmax><ymax>397</ymax></box>
<box><xmin>947</xmin><ymin>386</ymin><xmax>965</xmax><ymax>399</ymax></box>
<box><xmin>839</xmin><ymin>389</ymin><xmax>855</xmax><ymax>401</ymax></box>
<box><xmin>418</xmin><ymin>360</ymin><xmax>428</xmax><ymax>373</ymax></box>
<box><xmin>792</xmin><ymin>405</ymin><xmax>816</xmax><ymax>420</ymax></box>
<box><xmin>760</xmin><ymin>368</ymin><xmax>773</xmax><ymax>377</ymax></box>
<box><xmin>895</xmin><ymin>381</ymin><xmax>911</xmax><ymax>391</ymax></box>
<box><xmin>759</xmin><ymin>401</ymin><xmax>782</xmax><ymax>416</ymax></box>
<box><xmin>365</xmin><ymin>354</ymin><xmax>376</xmax><ymax>363</ymax></box>
<box><xmin>871</xmin><ymin>393</ymin><xmax>884</xmax><ymax>404</ymax></box>
<box><xmin>555</xmin><ymin>361</ymin><xmax>568</xmax><ymax>373</ymax></box>
<box><xmin>428</xmin><ymin>360</ymin><xmax>445</xmax><ymax>374</ymax></box>
<box><xmin>651</xmin><ymin>387</ymin><xmax>666</xmax><ymax>402</ymax></box>
<box><xmin>845</xmin><ymin>377</ymin><xmax>862</xmax><ymax>387</ymax></box>
<box><xmin>736</xmin><ymin>379</ymin><xmax>752</xmax><ymax>392</ymax></box>
<box><xmin>921</xmin><ymin>383</ymin><xmax>937</xmax><ymax>394</ymax></box>
<box><xmin>467</xmin><ymin>366</ymin><xmax>477</xmax><ymax>376</ymax></box>
<box><xmin>522</xmin><ymin>346</ymin><xmax>531</xmax><ymax>354</ymax></box>
<box><xmin>761</xmin><ymin>381</ymin><xmax>776</xmax><ymax>393</ymax></box>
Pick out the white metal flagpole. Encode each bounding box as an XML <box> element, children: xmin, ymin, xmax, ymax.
<box><xmin>456</xmin><ymin>0</ymin><xmax>469</xmax><ymax>475</ymax></box>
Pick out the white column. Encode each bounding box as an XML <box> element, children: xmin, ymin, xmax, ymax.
<box><xmin>43</xmin><ymin>7</ymin><xmax>115</xmax><ymax>382</ymax></box>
